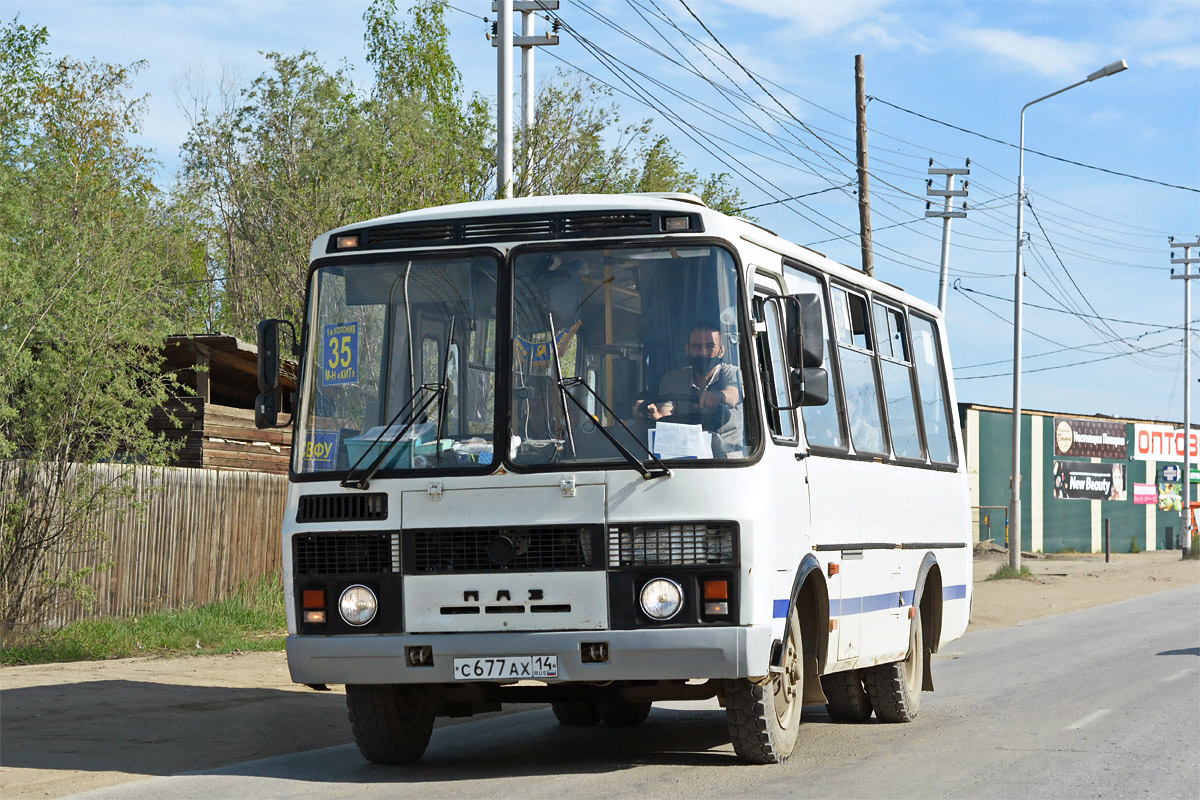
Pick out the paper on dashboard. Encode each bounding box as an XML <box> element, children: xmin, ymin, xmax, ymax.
<box><xmin>651</xmin><ymin>421</ymin><xmax>713</xmax><ymax>459</ymax></box>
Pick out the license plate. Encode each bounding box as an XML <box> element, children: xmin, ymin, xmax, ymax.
<box><xmin>452</xmin><ymin>655</ymin><xmax>559</xmax><ymax>680</ymax></box>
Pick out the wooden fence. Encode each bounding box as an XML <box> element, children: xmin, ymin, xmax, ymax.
<box><xmin>7</xmin><ymin>462</ymin><xmax>288</xmax><ymax>626</ymax></box>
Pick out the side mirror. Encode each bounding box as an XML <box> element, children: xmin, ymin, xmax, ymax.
<box><xmin>794</xmin><ymin>294</ymin><xmax>825</xmax><ymax>368</ymax></box>
<box><xmin>255</xmin><ymin>390</ymin><xmax>279</xmax><ymax>429</ymax></box>
<box><xmin>257</xmin><ymin>319</ymin><xmax>281</xmax><ymax>393</ymax></box>
<box><xmin>256</xmin><ymin>318</ymin><xmax>296</xmax><ymax>430</ymax></box>
<box><xmin>797</xmin><ymin>367</ymin><xmax>829</xmax><ymax>407</ymax></box>
<box><xmin>781</xmin><ymin>294</ymin><xmax>825</xmax><ymax>371</ymax></box>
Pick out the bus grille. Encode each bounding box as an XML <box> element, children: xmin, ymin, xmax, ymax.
<box><xmin>406</xmin><ymin>526</ymin><xmax>603</xmax><ymax>574</ymax></box>
<box><xmin>296</xmin><ymin>493</ymin><xmax>388</xmax><ymax>523</ymax></box>
<box><xmin>293</xmin><ymin>533</ymin><xmax>396</xmax><ymax>576</ymax></box>
<box><xmin>608</xmin><ymin>522</ymin><xmax>738</xmax><ymax>567</ymax></box>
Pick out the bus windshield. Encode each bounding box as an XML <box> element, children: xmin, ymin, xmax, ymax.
<box><xmin>293</xmin><ymin>253</ymin><xmax>501</xmax><ymax>475</ymax></box>
<box><xmin>510</xmin><ymin>243</ymin><xmax>756</xmax><ymax>467</ymax></box>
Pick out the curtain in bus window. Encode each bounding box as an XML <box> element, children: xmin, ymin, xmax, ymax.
<box><xmin>832</xmin><ymin>288</ymin><xmax>886</xmax><ymax>456</ymax></box>
<box><xmin>910</xmin><ymin>315</ymin><xmax>955</xmax><ymax>464</ymax></box>
<box><xmin>787</xmin><ymin>269</ymin><xmax>844</xmax><ymax>449</ymax></box>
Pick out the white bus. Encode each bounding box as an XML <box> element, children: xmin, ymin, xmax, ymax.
<box><xmin>255</xmin><ymin>193</ymin><xmax>972</xmax><ymax>765</ymax></box>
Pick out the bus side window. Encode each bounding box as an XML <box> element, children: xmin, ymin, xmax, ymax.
<box><xmin>910</xmin><ymin>315</ymin><xmax>957</xmax><ymax>464</ymax></box>
<box><xmin>785</xmin><ymin>267</ymin><xmax>845</xmax><ymax>450</ymax></box>
<box><xmin>874</xmin><ymin>302</ymin><xmax>923</xmax><ymax>460</ymax></box>
<box><xmin>752</xmin><ymin>294</ymin><xmax>795</xmax><ymax>441</ymax></box>
<box><xmin>831</xmin><ymin>287</ymin><xmax>887</xmax><ymax>456</ymax></box>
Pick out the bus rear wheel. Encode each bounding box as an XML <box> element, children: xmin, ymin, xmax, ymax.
<box><xmin>345</xmin><ymin>684</ymin><xmax>435</xmax><ymax>764</ymax></box>
<box><xmin>551</xmin><ymin>700</ymin><xmax>600</xmax><ymax>726</ymax></box>
<box><xmin>862</xmin><ymin>613</ymin><xmax>924</xmax><ymax>723</ymax></box>
<box><xmin>724</xmin><ymin>609</ymin><xmax>803</xmax><ymax>763</ymax></box>
<box><xmin>821</xmin><ymin>669</ymin><xmax>873</xmax><ymax>722</ymax></box>
<box><xmin>598</xmin><ymin>700</ymin><xmax>652</xmax><ymax>726</ymax></box>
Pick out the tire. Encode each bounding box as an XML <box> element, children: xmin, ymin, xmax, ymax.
<box><xmin>821</xmin><ymin>670</ymin><xmax>873</xmax><ymax>723</ymax></box>
<box><xmin>724</xmin><ymin>608</ymin><xmax>803</xmax><ymax>764</ymax></box>
<box><xmin>345</xmin><ymin>684</ymin><xmax>436</xmax><ymax>764</ymax></box>
<box><xmin>862</xmin><ymin>612</ymin><xmax>924</xmax><ymax>723</ymax></box>
<box><xmin>598</xmin><ymin>700</ymin><xmax>652</xmax><ymax>726</ymax></box>
<box><xmin>551</xmin><ymin>700</ymin><xmax>600</xmax><ymax>726</ymax></box>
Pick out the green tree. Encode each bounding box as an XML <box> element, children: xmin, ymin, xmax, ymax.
<box><xmin>0</xmin><ymin>19</ymin><xmax>183</xmax><ymax>636</ymax></box>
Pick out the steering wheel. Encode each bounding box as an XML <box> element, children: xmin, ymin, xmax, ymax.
<box><xmin>641</xmin><ymin>392</ymin><xmax>732</xmax><ymax>431</ymax></box>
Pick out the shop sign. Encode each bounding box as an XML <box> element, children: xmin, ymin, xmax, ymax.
<box><xmin>1133</xmin><ymin>423</ymin><xmax>1198</xmax><ymax>462</ymax></box>
<box><xmin>1133</xmin><ymin>483</ymin><xmax>1158</xmax><ymax>505</ymax></box>
<box><xmin>1053</xmin><ymin>417</ymin><xmax>1127</xmax><ymax>459</ymax></box>
<box><xmin>1053</xmin><ymin>460</ymin><xmax>1127</xmax><ymax>501</ymax></box>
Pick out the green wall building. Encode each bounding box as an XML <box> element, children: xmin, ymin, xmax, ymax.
<box><xmin>960</xmin><ymin>404</ymin><xmax>1190</xmax><ymax>554</ymax></box>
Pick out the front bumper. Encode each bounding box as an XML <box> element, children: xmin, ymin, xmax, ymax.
<box><xmin>286</xmin><ymin>625</ymin><xmax>773</xmax><ymax>685</ymax></box>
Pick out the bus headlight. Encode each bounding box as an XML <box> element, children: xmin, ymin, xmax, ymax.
<box><xmin>338</xmin><ymin>585</ymin><xmax>378</xmax><ymax>626</ymax></box>
<box><xmin>639</xmin><ymin>578</ymin><xmax>683</xmax><ymax>621</ymax></box>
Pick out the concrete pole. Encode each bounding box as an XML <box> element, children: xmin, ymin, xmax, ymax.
<box><xmin>1172</xmin><ymin>240</ymin><xmax>1200</xmax><ymax>557</ymax></box>
<box><xmin>1010</xmin><ymin>109</ymin><xmax>1027</xmax><ymax>573</ymax></box>
<box><xmin>496</xmin><ymin>0</ymin><xmax>513</xmax><ymax>198</ymax></box>
<box><xmin>1185</xmin><ymin>258</ymin><xmax>1191</xmax><ymax>559</ymax></box>
<box><xmin>520</xmin><ymin>8</ymin><xmax>534</xmax><ymax>195</ymax></box>
<box><xmin>937</xmin><ymin>175</ymin><xmax>956</xmax><ymax>313</ymax></box>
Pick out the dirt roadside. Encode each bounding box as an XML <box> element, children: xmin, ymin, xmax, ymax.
<box><xmin>3</xmin><ymin>551</ymin><xmax>1198</xmax><ymax>799</ymax></box>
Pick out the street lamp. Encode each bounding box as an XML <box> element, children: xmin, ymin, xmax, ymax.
<box><xmin>1009</xmin><ymin>59</ymin><xmax>1128</xmax><ymax>572</ymax></box>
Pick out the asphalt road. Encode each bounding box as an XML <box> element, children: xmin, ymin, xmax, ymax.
<box><xmin>69</xmin><ymin>585</ymin><xmax>1200</xmax><ymax>800</ymax></box>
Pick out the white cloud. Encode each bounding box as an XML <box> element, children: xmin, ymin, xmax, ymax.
<box><xmin>953</xmin><ymin>27</ymin><xmax>1100</xmax><ymax>80</ymax></box>
<box><xmin>712</xmin><ymin>0</ymin><xmax>896</xmax><ymax>35</ymax></box>
<box><xmin>1141</xmin><ymin>45</ymin><xmax>1200</xmax><ymax>70</ymax></box>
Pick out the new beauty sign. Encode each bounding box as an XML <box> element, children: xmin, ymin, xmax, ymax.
<box><xmin>322</xmin><ymin>322</ymin><xmax>358</xmax><ymax>386</ymax></box>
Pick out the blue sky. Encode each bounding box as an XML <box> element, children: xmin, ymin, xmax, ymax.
<box><xmin>8</xmin><ymin>0</ymin><xmax>1199</xmax><ymax>422</ymax></box>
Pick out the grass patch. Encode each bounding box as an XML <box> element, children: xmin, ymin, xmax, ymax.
<box><xmin>0</xmin><ymin>575</ymin><xmax>286</xmax><ymax>666</ymax></box>
<box><xmin>986</xmin><ymin>564</ymin><xmax>1034</xmax><ymax>581</ymax></box>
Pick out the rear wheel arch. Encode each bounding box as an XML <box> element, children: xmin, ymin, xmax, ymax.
<box><xmin>913</xmin><ymin>553</ymin><xmax>943</xmax><ymax>654</ymax></box>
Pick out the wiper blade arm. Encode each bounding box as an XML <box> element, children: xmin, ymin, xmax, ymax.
<box><xmin>340</xmin><ymin>382</ymin><xmax>443</xmax><ymax>490</ymax></box>
<box><xmin>546</xmin><ymin>312</ymin><xmax>577</xmax><ymax>459</ymax></box>
<box><xmin>557</xmin><ymin>377</ymin><xmax>671</xmax><ymax>481</ymax></box>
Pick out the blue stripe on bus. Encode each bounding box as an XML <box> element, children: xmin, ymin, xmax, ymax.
<box><xmin>772</xmin><ymin>599</ymin><xmax>790</xmax><ymax>618</ymax></box>
<box><xmin>943</xmin><ymin>584</ymin><xmax>967</xmax><ymax>601</ymax></box>
<box><xmin>817</xmin><ymin>584</ymin><xmax>969</xmax><ymax>617</ymax></box>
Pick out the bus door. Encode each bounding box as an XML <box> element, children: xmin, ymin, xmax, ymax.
<box><xmin>752</xmin><ymin>274</ymin><xmax>808</xmax><ymax>571</ymax></box>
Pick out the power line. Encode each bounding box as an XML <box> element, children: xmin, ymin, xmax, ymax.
<box><xmin>868</xmin><ymin>95</ymin><xmax>1200</xmax><ymax>193</ymax></box>
<box><xmin>956</xmin><ymin>340</ymin><xmax>1180</xmax><ymax>380</ymax></box>
<box><xmin>736</xmin><ymin>183</ymin><xmax>853</xmax><ymax>212</ymax></box>
<box><xmin>953</xmin><ymin>281</ymin><xmax>1183</xmax><ymax>329</ymax></box>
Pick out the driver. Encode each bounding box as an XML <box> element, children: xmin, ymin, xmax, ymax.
<box><xmin>633</xmin><ymin>323</ymin><xmax>744</xmax><ymax>455</ymax></box>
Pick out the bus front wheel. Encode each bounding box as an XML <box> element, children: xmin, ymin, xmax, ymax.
<box><xmin>724</xmin><ymin>609</ymin><xmax>803</xmax><ymax>763</ymax></box>
<box><xmin>345</xmin><ymin>684</ymin><xmax>436</xmax><ymax>764</ymax></box>
<box><xmin>862</xmin><ymin>613</ymin><xmax>924</xmax><ymax>723</ymax></box>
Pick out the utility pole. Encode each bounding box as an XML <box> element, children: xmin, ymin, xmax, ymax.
<box><xmin>854</xmin><ymin>54</ymin><xmax>873</xmax><ymax>277</ymax></box>
<box><xmin>493</xmin><ymin>1</ymin><xmax>559</xmax><ymax>197</ymax></box>
<box><xmin>926</xmin><ymin>160</ymin><xmax>969</xmax><ymax>315</ymax></box>
<box><xmin>495</xmin><ymin>0</ymin><xmax>513</xmax><ymax>198</ymax></box>
<box><xmin>1170</xmin><ymin>236</ymin><xmax>1200</xmax><ymax>559</ymax></box>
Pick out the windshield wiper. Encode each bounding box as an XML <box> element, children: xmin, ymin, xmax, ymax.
<box><xmin>547</xmin><ymin>312</ymin><xmax>577</xmax><ymax>459</ymax></box>
<box><xmin>341</xmin><ymin>382</ymin><xmax>443</xmax><ymax>490</ymax></box>
<box><xmin>545</xmin><ymin>311</ymin><xmax>668</xmax><ymax>480</ymax></box>
<box><xmin>555</xmin><ymin>377</ymin><xmax>671</xmax><ymax>480</ymax></box>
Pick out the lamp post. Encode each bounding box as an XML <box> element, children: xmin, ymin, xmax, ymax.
<box><xmin>1009</xmin><ymin>59</ymin><xmax>1128</xmax><ymax>572</ymax></box>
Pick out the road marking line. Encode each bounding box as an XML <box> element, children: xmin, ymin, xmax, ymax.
<box><xmin>1064</xmin><ymin>709</ymin><xmax>1111</xmax><ymax>731</ymax></box>
<box><xmin>1162</xmin><ymin>667</ymin><xmax>1195</xmax><ymax>682</ymax></box>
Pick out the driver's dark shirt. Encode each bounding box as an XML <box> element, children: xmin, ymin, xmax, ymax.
<box><xmin>656</xmin><ymin>362</ymin><xmax>744</xmax><ymax>455</ymax></box>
